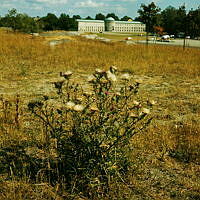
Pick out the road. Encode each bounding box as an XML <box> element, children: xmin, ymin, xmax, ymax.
<box><xmin>138</xmin><ymin>39</ymin><xmax>200</xmax><ymax>48</ymax></box>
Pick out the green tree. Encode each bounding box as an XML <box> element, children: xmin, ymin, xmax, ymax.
<box><xmin>15</xmin><ymin>13</ymin><xmax>37</xmax><ymax>33</ymax></box>
<box><xmin>4</xmin><ymin>8</ymin><xmax>18</xmax><ymax>31</ymax></box>
<box><xmin>72</xmin><ymin>15</ymin><xmax>81</xmax><ymax>19</ymax></box>
<box><xmin>85</xmin><ymin>16</ymin><xmax>93</xmax><ymax>20</ymax></box>
<box><xmin>176</xmin><ymin>5</ymin><xmax>187</xmax><ymax>34</ymax></box>
<box><xmin>187</xmin><ymin>7</ymin><xmax>200</xmax><ymax>38</ymax></box>
<box><xmin>1</xmin><ymin>9</ymin><xmax>40</xmax><ymax>33</ymax></box>
<box><xmin>120</xmin><ymin>16</ymin><xmax>132</xmax><ymax>21</ymax></box>
<box><xmin>137</xmin><ymin>2</ymin><xmax>160</xmax><ymax>44</ymax></box>
<box><xmin>160</xmin><ymin>6</ymin><xmax>178</xmax><ymax>35</ymax></box>
<box><xmin>0</xmin><ymin>16</ymin><xmax>2</xmax><ymax>26</ymax></box>
<box><xmin>58</xmin><ymin>13</ymin><xmax>70</xmax><ymax>30</ymax></box>
<box><xmin>66</xmin><ymin>15</ymin><xmax>80</xmax><ymax>31</ymax></box>
<box><xmin>95</xmin><ymin>13</ymin><xmax>105</xmax><ymax>20</ymax></box>
<box><xmin>137</xmin><ymin>2</ymin><xmax>161</xmax><ymax>33</ymax></box>
<box><xmin>40</xmin><ymin>13</ymin><xmax>59</xmax><ymax>30</ymax></box>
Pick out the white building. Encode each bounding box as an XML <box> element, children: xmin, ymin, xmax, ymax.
<box><xmin>77</xmin><ymin>17</ymin><xmax>146</xmax><ymax>33</ymax></box>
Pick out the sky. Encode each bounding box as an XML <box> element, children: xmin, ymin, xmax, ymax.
<box><xmin>0</xmin><ymin>0</ymin><xmax>199</xmax><ymax>19</ymax></box>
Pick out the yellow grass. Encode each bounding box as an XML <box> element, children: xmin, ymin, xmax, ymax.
<box><xmin>0</xmin><ymin>30</ymin><xmax>200</xmax><ymax>199</ymax></box>
<box><xmin>44</xmin><ymin>35</ymin><xmax>74</xmax><ymax>41</ymax></box>
<box><xmin>0</xmin><ymin>30</ymin><xmax>200</xmax><ymax>80</ymax></box>
<box><xmin>96</xmin><ymin>33</ymin><xmax>145</xmax><ymax>41</ymax></box>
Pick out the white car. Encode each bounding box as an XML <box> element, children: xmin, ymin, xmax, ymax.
<box><xmin>161</xmin><ymin>35</ymin><xmax>170</xmax><ymax>40</ymax></box>
<box><xmin>161</xmin><ymin>35</ymin><xmax>170</xmax><ymax>42</ymax></box>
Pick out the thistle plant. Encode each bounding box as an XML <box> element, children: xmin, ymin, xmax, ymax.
<box><xmin>27</xmin><ymin>67</ymin><xmax>153</xmax><ymax>198</ymax></box>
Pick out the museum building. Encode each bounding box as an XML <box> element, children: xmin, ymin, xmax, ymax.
<box><xmin>77</xmin><ymin>17</ymin><xmax>146</xmax><ymax>33</ymax></box>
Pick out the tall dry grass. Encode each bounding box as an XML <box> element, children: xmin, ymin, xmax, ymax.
<box><xmin>0</xmin><ymin>30</ymin><xmax>200</xmax><ymax>80</ymax></box>
<box><xmin>0</xmin><ymin>30</ymin><xmax>200</xmax><ymax>199</ymax></box>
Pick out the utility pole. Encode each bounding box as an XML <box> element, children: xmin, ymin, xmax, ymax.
<box><xmin>183</xmin><ymin>35</ymin><xmax>186</xmax><ymax>50</ymax></box>
<box><xmin>145</xmin><ymin>18</ymin><xmax>149</xmax><ymax>46</ymax></box>
<box><xmin>183</xmin><ymin>2</ymin><xmax>186</xmax><ymax>50</ymax></box>
<box><xmin>146</xmin><ymin>31</ymin><xmax>149</xmax><ymax>45</ymax></box>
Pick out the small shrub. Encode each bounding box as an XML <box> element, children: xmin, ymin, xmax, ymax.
<box><xmin>1</xmin><ymin>67</ymin><xmax>153</xmax><ymax>198</ymax></box>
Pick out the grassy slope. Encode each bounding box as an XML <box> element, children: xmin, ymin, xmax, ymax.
<box><xmin>0</xmin><ymin>30</ymin><xmax>200</xmax><ymax>199</ymax></box>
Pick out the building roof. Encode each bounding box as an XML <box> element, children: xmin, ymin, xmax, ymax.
<box><xmin>76</xmin><ymin>19</ymin><xmax>144</xmax><ymax>24</ymax></box>
<box><xmin>115</xmin><ymin>21</ymin><xmax>144</xmax><ymax>24</ymax></box>
<box><xmin>76</xmin><ymin>19</ymin><xmax>104</xmax><ymax>23</ymax></box>
<box><xmin>105</xmin><ymin>17</ymin><xmax>115</xmax><ymax>21</ymax></box>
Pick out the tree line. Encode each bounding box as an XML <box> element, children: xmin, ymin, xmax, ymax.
<box><xmin>136</xmin><ymin>2</ymin><xmax>200</xmax><ymax>38</ymax></box>
<box><xmin>0</xmin><ymin>2</ymin><xmax>200</xmax><ymax>38</ymax></box>
<box><xmin>0</xmin><ymin>9</ymin><xmax>134</xmax><ymax>33</ymax></box>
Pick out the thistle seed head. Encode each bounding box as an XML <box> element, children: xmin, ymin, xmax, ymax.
<box><xmin>95</xmin><ymin>68</ymin><xmax>106</xmax><ymax>75</ymax></box>
<box><xmin>66</xmin><ymin>101</ymin><xmax>75</xmax><ymax>110</ymax></box>
<box><xmin>142</xmin><ymin>108</ymin><xmax>150</xmax><ymax>114</ymax></box>
<box><xmin>61</xmin><ymin>71</ymin><xmax>73</xmax><ymax>80</ymax></box>
<box><xmin>90</xmin><ymin>106</ymin><xmax>99</xmax><ymax>112</ymax></box>
<box><xmin>73</xmin><ymin>104</ymin><xmax>84</xmax><ymax>112</ymax></box>
<box><xmin>106</xmin><ymin>70</ymin><xmax>117</xmax><ymax>82</ymax></box>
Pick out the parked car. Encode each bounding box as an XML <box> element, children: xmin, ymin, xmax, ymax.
<box><xmin>161</xmin><ymin>35</ymin><xmax>170</xmax><ymax>42</ymax></box>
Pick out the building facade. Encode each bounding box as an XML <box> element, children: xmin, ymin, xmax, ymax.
<box><xmin>77</xmin><ymin>17</ymin><xmax>146</xmax><ymax>33</ymax></box>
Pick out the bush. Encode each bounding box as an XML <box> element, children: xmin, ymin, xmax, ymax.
<box><xmin>1</xmin><ymin>67</ymin><xmax>153</xmax><ymax>198</ymax></box>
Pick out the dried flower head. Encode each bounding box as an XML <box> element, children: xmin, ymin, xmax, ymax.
<box><xmin>115</xmin><ymin>92</ymin><xmax>121</xmax><ymax>96</ymax></box>
<box><xmin>133</xmin><ymin>100</ymin><xmax>140</xmax><ymax>106</ymax></box>
<box><xmin>73</xmin><ymin>104</ymin><xmax>84</xmax><ymax>112</ymax></box>
<box><xmin>90</xmin><ymin>106</ymin><xmax>99</xmax><ymax>112</ymax></box>
<box><xmin>141</xmin><ymin>108</ymin><xmax>150</xmax><ymax>114</ymax></box>
<box><xmin>106</xmin><ymin>70</ymin><xmax>117</xmax><ymax>82</ymax></box>
<box><xmin>83</xmin><ymin>91</ymin><xmax>93</xmax><ymax>97</ymax></box>
<box><xmin>66</xmin><ymin>101</ymin><xmax>75</xmax><ymax>110</ymax></box>
<box><xmin>76</xmin><ymin>97</ymin><xmax>83</xmax><ymax>102</ymax></box>
<box><xmin>60</xmin><ymin>71</ymin><xmax>73</xmax><ymax>80</ymax></box>
<box><xmin>95</xmin><ymin>68</ymin><xmax>106</xmax><ymax>75</ymax></box>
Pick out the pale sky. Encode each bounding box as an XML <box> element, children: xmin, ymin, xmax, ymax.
<box><xmin>0</xmin><ymin>0</ymin><xmax>199</xmax><ymax>18</ymax></box>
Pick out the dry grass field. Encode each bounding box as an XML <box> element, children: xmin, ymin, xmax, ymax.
<box><xmin>0</xmin><ymin>30</ymin><xmax>200</xmax><ymax>199</ymax></box>
<box><xmin>96</xmin><ymin>32</ymin><xmax>145</xmax><ymax>41</ymax></box>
